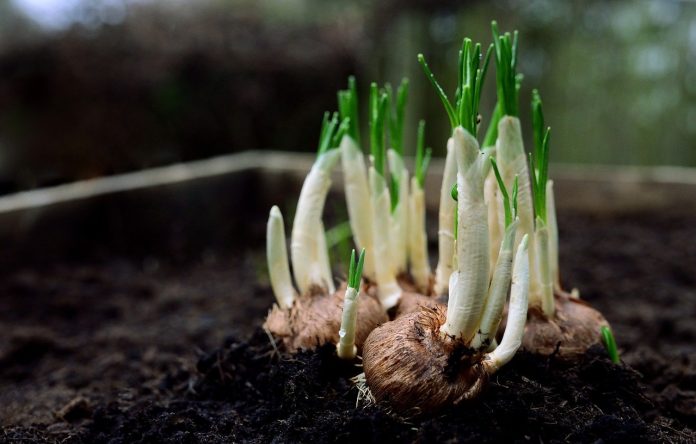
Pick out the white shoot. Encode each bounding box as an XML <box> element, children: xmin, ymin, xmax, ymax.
<box><xmin>316</xmin><ymin>220</ymin><xmax>336</xmax><ymax>294</ymax></box>
<box><xmin>485</xmin><ymin>234</ymin><xmax>529</xmax><ymax>370</ymax></box>
<box><xmin>290</xmin><ymin>149</ymin><xmax>340</xmax><ymax>294</ymax></box>
<box><xmin>496</xmin><ymin>116</ymin><xmax>540</xmax><ymax>306</ymax></box>
<box><xmin>440</xmin><ymin>128</ymin><xmax>489</xmax><ymax>341</ymax></box>
<box><xmin>369</xmin><ymin>167</ymin><xmax>402</xmax><ymax>309</ymax></box>
<box><xmin>267</xmin><ymin>206</ymin><xmax>297</xmax><ymax>309</ymax></box>
<box><xmin>484</xmin><ymin>170</ymin><xmax>503</xmax><ymax>278</ymax></box>
<box><xmin>387</xmin><ymin>150</ymin><xmax>410</xmax><ymax>274</ymax></box>
<box><xmin>471</xmin><ymin>219</ymin><xmax>519</xmax><ymax>350</ymax></box>
<box><xmin>337</xmin><ymin>248</ymin><xmax>365</xmax><ymax>360</ymax></box>
<box><xmin>546</xmin><ymin>180</ymin><xmax>560</xmax><ymax>290</ymax></box>
<box><xmin>409</xmin><ymin>176</ymin><xmax>430</xmax><ymax>292</ymax></box>
<box><xmin>337</xmin><ymin>286</ymin><xmax>360</xmax><ymax>359</ymax></box>
<box><xmin>434</xmin><ymin>137</ymin><xmax>457</xmax><ymax>295</ymax></box>
<box><xmin>340</xmin><ymin>136</ymin><xmax>376</xmax><ymax>279</ymax></box>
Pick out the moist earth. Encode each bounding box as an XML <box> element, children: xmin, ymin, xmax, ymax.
<box><xmin>1</xmin><ymin>209</ymin><xmax>695</xmax><ymax>443</ymax></box>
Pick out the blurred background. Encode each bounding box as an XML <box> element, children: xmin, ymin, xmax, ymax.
<box><xmin>0</xmin><ymin>0</ymin><xmax>694</xmax><ymax>194</ymax></box>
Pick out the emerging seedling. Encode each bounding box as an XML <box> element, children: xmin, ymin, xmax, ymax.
<box><xmin>601</xmin><ymin>326</ymin><xmax>620</xmax><ymax>364</ymax></box>
<box><xmin>490</xmin><ymin>21</ymin><xmax>536</xmax><ymax>294</ymax></box>
<box><xmin>290</xmin><ymin>112</ymin><xmax>344</xmax><ymax>295</ymax></box>
<box><xmin>486</xmin><ymin>23</ymin><xmax>609</xmax><ymax>359</ymax></box>
<box><xmin>263</xmin><ymin>19</ymin><xmax>617</xmax><ymax>414</ymax></box>
<box><xmin>362</xmin><ymin>40</ymin><xmax>529</xmax><ymax>411</ymax></box>
<box><xmin>530</xmin><ymin>89</ymin><xmax>553</xmax><ymax>316</ymax></box>
<box><xmin>338</xmin><ymin>76</ymin><xmax>441</xmax><ymax>315</ymax></box>
<box><xmin>419</xmin><ymin>38</ymin><xmax>492</xmax><ymax>297</ymax></box>
<box><xmin>264</xmin><ymin>115</ymin><xmax>387</xmax><ymax>351</ymax></box>
<box><xmin>518</xmin><ymin>89</ymin><xmax>609</xmax><ymax>358</ymax></box>
<box><xmin>337</xmin><ymin>249</ymin><xmax>366</xmax><ymax>360</ymax></box>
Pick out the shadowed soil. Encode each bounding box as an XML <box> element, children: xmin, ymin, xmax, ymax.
<box><xmin>0</xmin><ymin>209</ymin><xmax>694</xmax><ymax>442</ymax></box>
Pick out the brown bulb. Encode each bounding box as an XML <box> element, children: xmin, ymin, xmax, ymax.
<box><xmin>264</xmin><ymin>283</ymin><xmax>388</xmax><ymax>352</ymax></box>
<box><xmin>362</xmin><ymin>305</ymin><xmax>490</xmax><ymax>412</ymax></box>
<box><xmin>394</xmin><ymin>291</ymin><xmax>445</xmax><ymax>318</ymax></box>
<box><xmin>520</xmin><ymin>290</ymin><xmax>608</xmax><ymax>358</ymax></box>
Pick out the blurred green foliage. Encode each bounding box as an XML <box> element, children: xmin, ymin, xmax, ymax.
<box><xmin>0</xmin><ymin>0</ymin><xmax>694</xmax><ymax>194</ymax></box>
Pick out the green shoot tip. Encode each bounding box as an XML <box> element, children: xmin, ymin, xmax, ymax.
<box><xmin>415</xmin><ymin>119</ymin><xmax>431</xmax><ymax>188</ymax></box>
<box><xmin>337</xmin><ymin>76</ymin><xmax>361</xmax><ymax>144</ymax></box>
<box><xmin>531</xmin><ymin>89</ymin><xmax>551</xmax><ymax>223</ymax></box>
<box><xmin>418</xmin><ymin>53</ymin><xmax>457</xmax><ymax>130</ymax></box>
<box><xmin>419</xmin><ymin>38</ymin><xmax>491</xmax><ymax>135</ymax></box>
<box><xmin>317</xmin><ymin>111</ymin><xmax>341</xmax><ymax>156</ymax></box>
<box><xmin>491</xmin><ymin>20</ymin><xmax>520</xmax><ymax>117</ymax></box>
<box><xmin>347</xmin><ymin>248</ymin><xmax>366</xmax><ymax>289</ymax></box>
<box><xmin>601</xmin><ymin>326</ymin><xmax>620</xmax><ymax>364</ymax></box>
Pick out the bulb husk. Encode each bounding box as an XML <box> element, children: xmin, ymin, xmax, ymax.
<box><xmin>362</xmin><ymin>305</ymin><xmax>488</xmax><ymax>412</ymax></box>
<box><xmin>499</xmin><ymin>289</ymin><xmax>609</xmax><ymax>359</ymax></box>
<box><xmin>264</xmin><ymin>283</ymin><xmax>387</xmax><ymax>352</ymax></box>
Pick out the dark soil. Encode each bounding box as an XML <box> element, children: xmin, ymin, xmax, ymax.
<box><xmin>1</xmin><ymin>209</ymin><xmax>695</xmax><ymax>443</ymax></box>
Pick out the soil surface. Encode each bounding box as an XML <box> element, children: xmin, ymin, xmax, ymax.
<box><xmin>1</xmin><ymin>208</ymin><xmax>695</xmax><ymax>443</ymax></box>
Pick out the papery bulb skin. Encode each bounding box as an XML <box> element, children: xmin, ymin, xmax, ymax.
<box><xmin>522</xmin><ymin>290</ymin><xmax>608</xmax><ymax>358</ymax></box>
<box><xmin>264</xmin><ymin>283</ymin><xmax>387</xmax><ymax>352</ymax></box>
<box><xmin>362</xmin><ymin>306</ymin><xmax>488</xmax><ymax>412</ymax></box>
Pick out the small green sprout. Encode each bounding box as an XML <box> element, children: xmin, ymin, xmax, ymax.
<box><xmin>317</xmin><ymin>111</ymin><xmax>349</xmax><ymax>156</ymax></box>
<box><xmin>369</xmin><ymin>83</ymin><xmax>389</xmax><ymax>177</ymax></box>
<box><xmin>418</xmin><ymin>38</ymin><xmax>493</xmax><ymax>135</ymax></box>
<box><xmin>530</xmin><ymin>89</ymin><xmax>551</xmax><ymax>223</ymax></box>
<box><xmin>601</xmin><ymin>326</ymin><xmax>620</xmax><ymax>364</ymax></box>
<box><xmin>490</xmin><ymin>158</ymin><xmax>519</xmax><ymax>228</ymax></box>
<box><xmin>385</xmin><ymin>78</ymin><xmax>409</xmax><ymax>156</ymax></box>
<box><xmin>491</xmin><ymin>21</ymin><xmax>521</xmax><ymax>117</ymax></box>
<box><xmin>347</xmin><ymin>248</ymin><xmax>366</xmax><ymax>290</ymax></box>
<box><xmin>338</xmin><ymin>76</ymin><xmax>361</xmax><ymax>145</ymax></box>
<box><xmin>414</xmin><ymin>120</ymin><xmax>432</xmax><ymax>188</ymax></box>
<box><xmin>422</xmin><ymin>38</ymin><xmax>493</xmax><ymax>296</ymax></box>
